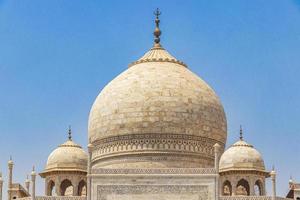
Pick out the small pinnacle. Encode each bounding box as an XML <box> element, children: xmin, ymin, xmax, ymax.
<box><xmin>239</xmin><ymin>125</ymin><xmax>243</xmax><ymax>140</ymax></box>
<box><xmin>68</xmin><ymin>125</ymin><xmax>72</xmax><ymax>141</ymax></box>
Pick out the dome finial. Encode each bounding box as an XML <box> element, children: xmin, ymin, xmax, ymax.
<box><xmin>239</xmin><ymin>125</ymin><xmax>243</xmax><ymax>140</ymax></box>
<box><xmin>153</xmin><ymin>8</ymin><xmax>162</xmax><ymax>47</ymax></box>
<box><xmin>68</xmin><ymin>125</ymin><xmax>72</xmax><ymax>141</ymax></box>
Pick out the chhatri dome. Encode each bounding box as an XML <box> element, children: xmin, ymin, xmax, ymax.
<box><xmin>41</xmin><ymin>128</ymin><xmax>88</xmax><ymax>174</ymax></box>
<box><xmin>219</xmin><ymin>127</ymin><xmax>265</xmax><ymax>172</ymax></box>
<box><xmin>88</xmin><ymin>9</ymin><xmax>227</xmax><ymax>169</ymax></box>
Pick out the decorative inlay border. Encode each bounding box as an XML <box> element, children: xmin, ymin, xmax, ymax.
<box><xmin>92</xmin><ymin>168</ymin><xmax>217</xmax><ymax>175</ymax></box>
<box><xmin>129</xmin><ymin>58</ymin><xmax>187</xmax><ymax>68</ymax></box>
<box><xmin>91</xmin><ymin>133</ymin><xmax>224</xmax><ymax>162</ymax></box>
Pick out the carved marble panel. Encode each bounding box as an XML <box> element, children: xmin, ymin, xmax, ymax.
<box><xmin>97</xmin><ymin>185</ymin><xmax>210</xmax><ymax>200</ymax></box>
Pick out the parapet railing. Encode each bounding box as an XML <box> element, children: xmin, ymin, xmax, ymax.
<box><xmin>18</xmin><ymin>195</ymin><xmax>291</xmax><ymax>200</ymax></box>
<box><xmin>220</xmin><ymin>196</ymin><xmax>290</xmax><ymax>200</ymax></box>
<box><xmin>18</xmin><ymin>196</ymin><xmax>87</xmax><ymax>200</ymax></box>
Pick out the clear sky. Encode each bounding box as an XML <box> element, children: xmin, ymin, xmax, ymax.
<box><xmin>0</xmin><ymin>0</ymin><xmax>300</xmax><ymax>198</ymax></box>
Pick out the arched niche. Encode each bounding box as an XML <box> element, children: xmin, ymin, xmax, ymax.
<box><xmin>60</xmin><ymin>179</ymin><xmax>73</xmax><ymax>196</ymax></box>
<box><xmin>236</xmin><ymin>179</ymin><xmax>250</xmax><ymax>196</ymax></box>
<box><xmin>222</xmin><ymin>180</ymin><xmax>232</xmax><ymax>196</ymax></box>
<box><xmin>78</xmin><ymin>180</ymin><xmax>87</xmax><ymax>196</ymax></box>
<box><xmin>254</xmin><ymin>180</ymin><xmax>263</xmax><ymax>196</ymax></box>
<box><xmin>47</xmin><ymin>180</ymin><xmax>56</xmax><ymax>196</ymax></box>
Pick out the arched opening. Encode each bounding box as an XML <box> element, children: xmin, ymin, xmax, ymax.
<box><xmin>254</xmin><ymin>180</ymin><xmax>263</xmax><ymax>196</ymax></box>
<box><xmin>47</xmin><ymin>180</ymin><xmax>56</xmax><ymax>196</ymax></box>
<box><xmin>236</xmin><ymin>179</ymin><xmax>250</xmax><ymax>196</ymax></box>
<box><xmin>60</xmin><ymin>179</ymin><xmax>73</xmax><ymax>196</ymax></box>
<box><xmin>78</xmin><ymin>180</ymin><xmax>87</xmax><ymax>196</ymax></box>
<box><xmin>222</xmin><ymin>180</ymin><xmax>232</xmax><ymax>196</ymax></box>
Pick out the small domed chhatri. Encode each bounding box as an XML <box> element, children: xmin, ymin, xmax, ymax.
<box><xmin>40</xmin><ymin>128</ymin><xmax>88</xmax><ymax>196</ymax></box>
<box><xmin>42</xmin><ymin>128</ymin><xmax>87</xmax><ymax>173</ymax></box>
<box><xmin>219</xmin><ymin>127</ymin><xmax>270</xmax><ymax>196</ymax></box>
<box><xmin>88</xmin><ymin>9</ymin><xmax>227</xmax><ymax>169</ymax></box>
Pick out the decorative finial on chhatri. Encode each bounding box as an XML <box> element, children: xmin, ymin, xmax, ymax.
<box><xmin>8</xmin><ymin>156</ymin><xmax>13</xmax><ymax>165</ymax></box>
<box><xmin>239</xmin><ymin>125</ymin><xmax>243</xmax><ymax>140</ymax></box>
<box><xmin>153</xmin><ymin>8</ymin><xmax>162</xmax><ymax>47</ymax></box>
<box><xmin>68</xmin><ymin>125</ymin><xmax>72</xmax><ymax>141</ymax></box>
<box><xmin>31</xmin><ymin>166</ymin><xmax>36</xmax><ymax>176</ymax></box>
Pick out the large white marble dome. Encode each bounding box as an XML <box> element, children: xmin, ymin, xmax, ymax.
<box><xmin>88</xmin><ymin>35</ymin><xmax>227</xmax><ymax>169</ymax></box>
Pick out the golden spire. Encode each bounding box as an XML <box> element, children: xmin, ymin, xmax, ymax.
<box><xmin>153</xmin><ymin>8</ymin><xmax>162</xmax><ymax>47</ymax></box>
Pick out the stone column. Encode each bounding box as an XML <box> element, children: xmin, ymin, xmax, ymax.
<box><xmin>8</xmin><ymin>158</ymin><xmax>14</xmax><ymax>200</ymax></box>
<box><xmin>262</xmin><ymin>178</ymin><xmax>266</xmax><ymax>195</ymax></box>
<box><xmin>31</xmin><ymin>167</ymin><xmax>36</xmax><ymax>200</ymax></box>
<box><xmin>0</xmin><ymin>172</ymin><xmax>3</xmax><ymax>200</ymax></box>
<box><xmin>87</xmin><ymin>142</ymin><xmax>94</xmax><ymax>200</ymax></box>
<box><xmin>249</xmin><ymin>177</ymin><xmax>255</xmax><ymax>196</ymax></box>
<box><xmin>25</xmin><ymin>175</ymin><xmax>30</xmax><ymax>194</ymax></box>
<box><xmin>55</xmin><ymin>178</ymin><xmax>61</xmax><ymax>196</ymax></box>
<box><xmin>270</xmin><ymin>169</ymin><xmax>276</xmax><ymax>200</ymax></box>
<box><xmin>231</xmin><ymin>178</ymin><xmax>237</xmax><ymax>196</ymax></box>
<box><xmin>45</xmin><ymin>179</ymin><xmax>49</xmax><ymax>196</ymax></box>
<box><xmin>213</xmin><ymin>143</ymin><xmax>221</xmax><ymax>199</ymax></box>
<box><xmin>213</xmin><ymin>143</ymin><xmax>221</xmax><ymax>171</ymax></box>
<box><xmin>72</xmin><ymin>178</ymin><xmax>79</xmax><ymax>196</ymax></box>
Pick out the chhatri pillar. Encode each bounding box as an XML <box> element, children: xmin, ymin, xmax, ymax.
<box><xmin>270</xmin><ymin>167</ymin><xmax>277</xmax><ymax>200</ymax></box>
<box><xmin>0</xmin><ymin>172</ymin><xmax>3</xmax><ymax>200</ymax></box>
<box><xmin>7</xmin><ymin>157</ymin><xmax>13</xmax><ymax>200</ymax></box>
<box><xmin>31</xmin><ymin>167</ymin><xmax>36</xmax><ymax>200</ymax></box>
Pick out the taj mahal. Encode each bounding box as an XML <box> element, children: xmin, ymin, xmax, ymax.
<box><xmin>0</xmin><ymin>9</ymin><xmax>299</xmax><ymax>200</ymax></box>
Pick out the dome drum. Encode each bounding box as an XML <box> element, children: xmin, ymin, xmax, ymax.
<box><xmin>89</xmin><ymin>133</ymin><xmax>225</xmax><ymax>168</ymax></box>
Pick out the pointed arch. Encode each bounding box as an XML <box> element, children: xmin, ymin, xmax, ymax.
<box><xmin>47</xmin><ymin>180</ymin><xmax>56</xmax><ymax>196</ymax></box>
<box><xmin>78</xmin><ymin>180</ymin><xmax>87</xmax><ymax>196</ymax></box>
<box><xmin>236</xmin><ymin>179</ymin><xmax>250</xmax><ymax>196</ymax></box>
<box><xmin>222</xmin><ymin>180</ymin><xmax>232</xmax><ymax>196</ymax></box>
<box><xmin>60</xmin><ymin>179</ymin><xmax>73</xmax><ymax>196</ymax></box>
<box><xmin>254</xmin><ymin>179</ymin><xmax>263</xmax><ymax>196</ymax></box>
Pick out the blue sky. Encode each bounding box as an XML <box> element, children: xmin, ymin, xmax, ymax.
<box><xmin>0</xmin><ymin>0</ymin><xmax>300</xmax><ymax>197</ymax></box>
